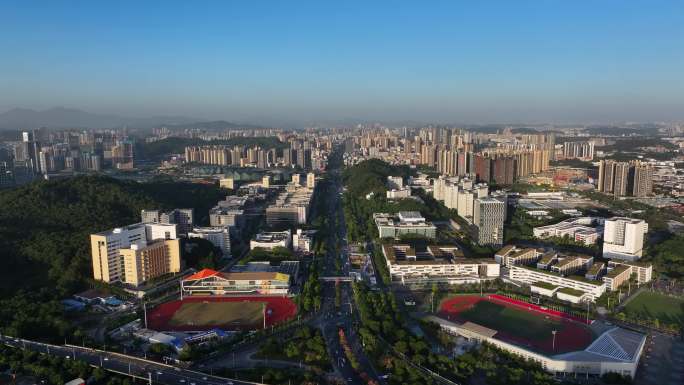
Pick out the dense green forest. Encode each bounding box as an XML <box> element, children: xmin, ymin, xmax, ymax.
<box><xmin>0</xmin><ymin>176</ymin><xmax>227</xmax><ymax>340</ymax></box>
<box><xmin>135</xmin><ymin>136</ymin><xmax>288</xmax><ymax>159</ymax></box>
<box><xmin>342</xmin><ymin>159</ymin><xmax>414</xmax><ymax>196</ymax></box>
<box><xmin>644</xmin><ymin>234</ymin><xmax>684</xmax><ymax>278</ymax></box>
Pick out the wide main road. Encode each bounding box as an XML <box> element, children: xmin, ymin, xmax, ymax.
<box><xmin>1</xmin><ymin>335</ymin><xmax>255</xmax><ymax>385</ymax></box>
<box><xmin>316</xmin><ymin>166</ymin><xmax>384</xmax><ymax>385</ymax></box>
<box><xmin>193</xmin><ymin>150</ymin><xmax>383</xmax><ymax>385</ymax></box>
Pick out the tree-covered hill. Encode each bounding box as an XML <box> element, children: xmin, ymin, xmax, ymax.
<box><xmin>0</xmin><ymin>175</ymin><xmax>227</xmax><ymax>298</ymax></box>
<box><xmin>342</xmin><ymin>159</ymin><xmax>413</xmax><ymax>196</ymax></box>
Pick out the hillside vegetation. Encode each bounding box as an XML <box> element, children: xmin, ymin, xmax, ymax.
<box><xmin>0</xmin><ymin>176</ymin><xmax>227</xmax><ymax>341</ymax></box>
<box><xmin>0</xmin><ymin>175</ymin><xmax>227</xmax><ymax>297</ymax></box>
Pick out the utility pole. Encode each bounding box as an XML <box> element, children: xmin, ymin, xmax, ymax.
<box><xmin>143</xmin><ymin>302</ymin><xmax>148</xmax><ymax>329</ymax></box>
<box><xmin>586</xmin><ymin>301</ymin><xmax>590</xmax><ymax>324</ymax></box>
<box><xmin>263</xmin><ymin>303</ymin><xmax>266</xmax><ymax>330</ymax></box>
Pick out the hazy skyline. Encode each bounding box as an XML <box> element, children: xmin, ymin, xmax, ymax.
<box><xmin>1</xmin><ymin>1</ymin><xmax>683</xmax><ymax>126</ymax></box>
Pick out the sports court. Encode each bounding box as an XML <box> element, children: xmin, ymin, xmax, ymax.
<box><xmin>440</xmin><ymin>294</ymin><xmax>594</xmax><ymax>354</ymax></box>
<box><xmin>148</xmin><ymin>296</ymin><xmax>297</xmax><ymax>332</ymax></box>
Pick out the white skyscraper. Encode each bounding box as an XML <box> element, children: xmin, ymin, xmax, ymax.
<box><xmin>602</xmin><ymin>217</ymin><xmax>648</xmax><ymax>261</ymax></box>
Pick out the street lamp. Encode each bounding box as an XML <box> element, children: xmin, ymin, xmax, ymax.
<box><xmin>552</xmin><ymin>330</ymin><xmax>557</xmax><ymax>352</ymax></box>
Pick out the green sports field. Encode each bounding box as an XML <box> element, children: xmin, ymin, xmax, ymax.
<box><xmin>168</xmin><ymin>301</ymin><xmax>264</xmax><ymax>328</ymax></box>
<box><xmin>459</xmin><ymin>300</ymin><xmax>561</xmax><ymax>341</ymax></box>
<box><xmin>623</xmin><ymin>291</ymin><xmax>684</xmax><ymax>326</ymax></box>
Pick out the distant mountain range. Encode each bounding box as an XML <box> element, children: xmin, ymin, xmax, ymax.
<box><xmin>0</xmin><ymin>107</ymin><xmax>266</xmax><ymax>131</ymax></box>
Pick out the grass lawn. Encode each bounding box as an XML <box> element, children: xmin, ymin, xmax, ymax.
<box><xmin>623</xmin><ymin>291</ymin><xmax>684</xmax><ymax>326</ymax></box>
<box><xmin>169</xmin><ymin>301</ymin><xmax>264</xmax><ymax>327</ymax></box>
<box><xmin>459</xmin><ymin>301</ymin><xmax>562</xmax><ymax>341</ymax></box>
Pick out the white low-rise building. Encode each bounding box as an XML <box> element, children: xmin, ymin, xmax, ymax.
<box><xmin>509</xmin><ymin>265</ymin><xmax>606</xmax><ymax>301</ymax></box>
<box><xmin>188</xmin><ymin>227</ymin><xmax>231</xmax><ymax>257</ymax></box>
<box><xmin>250</xmin><ymin>230</ymin><xmax>292</xmax><ymax>251</ymax></box>
<box><xmin>382</xmin><ymin>244</ymin><xmax>499</xmax><ymax>284</ymax></box>
<box><xmin>494</xmin><ymin>245</ymin><xmax>540</xmax><ymax>267</ymax></box>
<box><xmin>386</xmin><ymin>188</ymin><xmax>411</xmax><ymax>199</ymax></box>
<box><xmin>374</xmin><ymin>211</ymin><xmax>437</xmax><ymax>239</ymax></box>
<box><xmin>533</xmin><ymin>217</ymin><xmax>603</xmax><ymax>245</ymax></box>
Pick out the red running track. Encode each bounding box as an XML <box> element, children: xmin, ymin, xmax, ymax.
<box><xmin>439</xmin><ymin>295</ymin><xmax>594</xmax><ymax>354</ymax></box>
<box><xmin>147</xmin><ymin>296</ymin><xmax>297</xmax><ymax>332</ymax></box>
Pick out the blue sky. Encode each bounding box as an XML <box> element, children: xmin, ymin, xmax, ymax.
<box><xmin>1</xmin><ymin>1</ymin><xmax>682</xmax><ymax>125</ymax></box>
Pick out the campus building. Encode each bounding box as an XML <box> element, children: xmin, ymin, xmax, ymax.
<box><xmin>602</xmin><ymin>260</ymin><xmax>653</xmax><ymax>291</ymax></box>
<box><xmin>250</xmin><ymin>230</ymin><xmax>292</xmax><ymax>251</ymax></box>
<box><xmin>180</xmin><ymin>269</ymin><xmax>291</xmax><ymax>296</ymax></box>
<box><xmin>374</xmin><ymin>211</ymin><xmax>437</xmax><ymax>239</ymax></box>
<box><xmin>265</xmin><ymin>184</ymin><xmax>314</xmax><ymax>226</ymax></box>
<box><xmin>602</xmin><ymin>217</ymin><xmax>648</xmax><ymax>261</ymax></box>
<box><xmin>292</xmin><ymin>229</ymin><xmax>316</xmax><ymax>253</ymax></box>
<box><xmin>473</xmin><ymin>197</ymin><xmax>505</xmax><ymax>246</ymax></box>
<box><xmin>90</xmin><ymin>223</ymin><xmax>181</xmax><ymax>286</ymax></box>
<box><xmin>386</xmin><ymin>188</ymin><xmax>411</xmax><ymax>200</ymax></box>
<box><xmin>141</xmin><ymin>208</ymin><xmax>194</xmax><ymax>234</ymax></box>
<box><xmin>381</xmin><ymin>244</ymin><xmax>499</xmax><ymax>284</ymax></box>
<box><xmin>387</xmin><ymin>176</ymin><xmax>404</xmax><ymax>190</ymax></box>
<box><xmin>509</xmin><ymin>265</ymin><xmax>606</xmax><ymax>302</ymax></box>
<box><xmin>119</xmin><ymin>239</ymin><xmax>181</xmax><ymax>287</ymax></box>
<box><xmin>533</xmin><ymin>217</ymin><xmax>603</xmax><ymax>245</ymax></box>
<box><xmin>494</xmin><ymin>245</ymin><xmax>540</xmax><ymax>267</ymax></box>
<box><xmin>187</xmin><ymin>227</ymin><xmax>231</xmax><ymax>257</ymax></box>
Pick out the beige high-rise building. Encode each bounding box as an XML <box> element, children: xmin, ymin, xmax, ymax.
<box><xmin>262</xmin><ymin>175</ymin><xmax>271</xmax><ymax>188</ymax></box>
<box><xmin>90</xmin><ymin>223</ymin><xmax>181</xmax><ymax>286</ymax></box>
<box><xmin>120</xmin><ymin>239</ymin><xmax>181</xmax><ymax>286</ymax></box>
<box><xmin>306</xmin><ymin>172</ymin><xmax>316</xmax><ymax>189</ymax></box>
<box><xmin>598</xmin><ymin>160</ymin><xmax>653</xmax><ymax>198</ymax></box>
<box><xmin>613</xmin><ymin>162</ymin><xmax>631</xmax><ymax>197</ymax></box>
<box><xmin>632</xmin><ymin>162</ymin><xmax>653</xmax><ymax>197</ymax></box>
